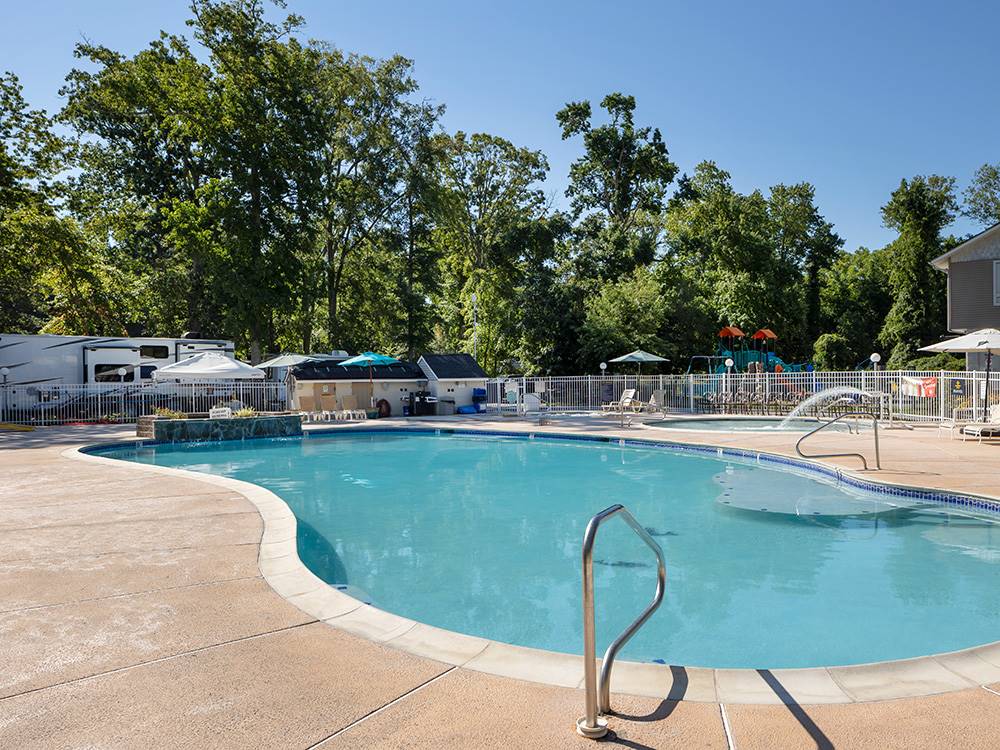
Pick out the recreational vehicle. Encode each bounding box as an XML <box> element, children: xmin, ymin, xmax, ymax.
<box><xmin>0</xmin><ymin>334</ymin><xmax>234</xmax><ymax>386</ymax></box>
<box><xmin>0</xmin><ymin>334</ymin><xmax>238</xmax><ymax>423</ymax></box>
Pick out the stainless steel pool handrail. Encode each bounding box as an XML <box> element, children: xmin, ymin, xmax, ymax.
<box><xmin>817</xmin><ymin>397</ymin><xmax>861</xmax><ymax>433</ymax></box>
<box><xmin>576</xmin><ymin>504</ymin><xmax>667</xmax><ymax>739</ymax></box>
<box><xmin>796</xmin><ymin>411</ymin><xmax>881</xmax><ymax>470</ymax></box>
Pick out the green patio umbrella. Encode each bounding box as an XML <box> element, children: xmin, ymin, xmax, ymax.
<box><xmin>609</xmin><ymin>349</ymin><xmax>669</xmax><ymax>375</ymax></box>
<box><xmin>339</xmin><ymin>351</ymin><xmax>401</xmax><ymax>407</ymax></box>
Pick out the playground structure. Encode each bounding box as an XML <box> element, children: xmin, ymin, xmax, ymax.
<box><xmin>686</xmin><ymin>326</ymin><xmax>813</xmax><ymax>374</ymax></box>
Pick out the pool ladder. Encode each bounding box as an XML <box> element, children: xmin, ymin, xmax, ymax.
<box><xmin>576</xmin><ymin>505</ymin><xmax>667</xmax><ymax>739</ymax></box>
<box><xmin>796</xmin><ymin>411</ymin><xmax>881</xmax><ymax>470</ymax></box>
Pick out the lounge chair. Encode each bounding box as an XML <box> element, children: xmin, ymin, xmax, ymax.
<box><xmin>318</xmin><ymin>393</ymin><xmax>338</xmax><ymax>421</ymax></box>
<box><xmin>601</xmin><ymin>389</ymin><xmax>638</xmax><ymax>413</ymax></box>
<box><xmin>296</xmin><ymin>395</ymin><xmax>321</xmax><ymax>422</ymax></box>
<box><xmin>938</xmin><ymin>406</ymin><xmax>975</xmax><ymax>439</ymax></box>
<box><xmin>961</xmin><ymin>405</ymin><xmax>1000</xmax><ymax>443</ymax></box>
<box><xmin>336</xmin><ymin>395</ymin><xmax>366</xmax><ymax>421</ymax></box>
<box><xmin>638</xmin><ymin>389</ymin><xmax>665</xmax><ymax>415</ymax></box>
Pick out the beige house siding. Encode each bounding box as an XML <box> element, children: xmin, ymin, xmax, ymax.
<box><xmin>948</xmin><ymin>259</ymin><xmax>1000</xmax><ymax>333</ymax></box>
<box><xmin>293</xmin><ymin>378</ymin><xmax>427</xmax><ymax>416</ymax></box>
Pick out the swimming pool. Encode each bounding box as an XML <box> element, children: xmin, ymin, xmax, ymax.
<box><xmin>97</xmin><ymin>431</ymin><xmax>1000</xmax><ymax>669</ymax></box>
<box><xmin>648</xmin><ymin>416</ymin><xmax>853</xmax><ymax>432</ymax></box>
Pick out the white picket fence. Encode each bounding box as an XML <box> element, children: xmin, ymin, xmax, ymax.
<box><xmin>485</xmin><ymin>371</ymin><xmax>1000</xmax><ymax>423</ymax></box>
<box><xmin>0</xmin><ymin>380</ymin><xmax>288</xmax><ymax>426</ymax></box>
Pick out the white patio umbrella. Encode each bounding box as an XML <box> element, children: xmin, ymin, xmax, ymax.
<box><xmin>254</xmin><ymin>353</ymin><xmax>321</xmax><ymax>369</ymax></box>
<box><xmin>920</xmin><ymin>328</ymin><xmax>1000</xmax><ymax>418</ymax></box>
<box><xmin>609</xmin><ymin>349</ymin><xmax>669</xmax><ymax>375</ymax></box>
<box><xmin>151</xmin><ymin>352</ymin><xmax>265</xmax><ymax>380</ymax></box>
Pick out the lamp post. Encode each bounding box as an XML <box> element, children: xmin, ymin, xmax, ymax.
<box><xmin>870</xmin><ymin>353</ymin><xmax>881</xmax><ymax>372</ymax></box>
<box><xmin>470</xmin><ymin>292</ymin><xmax>478</xmax><ymax>362</ymax></box>
<box><xmin>117</xmin><ymin>367</ymin><xmax>127</xmax><ymax>423</ymax></box>
<box><xmin>725</xmin><ymin>358</ymin><xmax>735</xmax><ymax>400</ymax></box>
<box><xmin>1</xmin><ymin>366</ymin><xmax>9</xmax><ymax>421</ymax></box>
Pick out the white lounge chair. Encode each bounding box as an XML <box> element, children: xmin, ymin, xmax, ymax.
<box><xmin>938</xmin><ymin>406</ymin><xmax>975</xmax><ymax>439</ymax></box>
<box><xmin>962</xmin><ymin>405</ymin><xmax>1000</xmax><ymax>443</ymax></box>
<box><xmin>601</xmin><ymin>389</ymin><xmax>638</xmax><ymax>413</ymax></box>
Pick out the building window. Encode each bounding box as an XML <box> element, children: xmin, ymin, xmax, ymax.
<box><xmin>140</xmin><ymin>365</ymin><xmax>158</xmax><ymax>379</ymax></box>
<box><xmin>94</xmin><ymin>364</ymin><xmax>135</xmax><ymax>382</ymax></box>
<box><xmin>994</xmin><ymin>261</ymin><xmax>1000</xmax><ymax>306</ymax></box>
<box><xmin>140</xmin><ymin>345</ymin><xmax>170</xmax><ymax>359</ymax></box>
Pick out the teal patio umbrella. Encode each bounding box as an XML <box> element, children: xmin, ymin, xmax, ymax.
<box><xmin>339</xmin><ymin>351</ymin><xmax>401</xmax><ymax>407</ymax></box>
<box><xmin>609</xmin><ymin>349</ymin><xmax>669</xmax><ymax>375</ymax></box>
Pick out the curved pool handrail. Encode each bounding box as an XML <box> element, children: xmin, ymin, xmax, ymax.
<box><xmin>796</xmin><ymin>411</ymin><xmax>881</xmax><ymax>470</ymax></box>
<box><xmin>576</xmin><ymin>504</ymin><xmax>667</xmax><ymax>739</ymax></box>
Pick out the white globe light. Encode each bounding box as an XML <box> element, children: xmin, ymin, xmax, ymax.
<box><xmin>725</xmin><ymin>358</ymin><xmax>735</xmax><ymax>368</ymax></box>
<box><xmin>0</xmin><ymin>367</ymin><xmax>9</xmax><ymax>376</ymax></box>
<box><xmin>599</xmin><ymin>362</ymin><xmax>607</xmax><ymax>371</ymax></box>
<box><xmin>870</xmin><ymin>353</ymin><xmax>881</xmax><ymax>363</ymax></box>
<box><xmin>117</xmin><ymin>367</ymin><xmax>127</xmax><ymax>376</ymax></box>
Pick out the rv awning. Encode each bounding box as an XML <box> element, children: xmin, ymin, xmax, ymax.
<box><xmin>151</xmin><ymin>352</ymin><xmax>264</xmax><ymax>380</ymax></box>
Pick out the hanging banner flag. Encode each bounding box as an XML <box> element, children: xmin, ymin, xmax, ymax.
<box><xmin>900</xmin><ymin>376</ymin><xmax>938</xmax><ymax>398</ymax></box>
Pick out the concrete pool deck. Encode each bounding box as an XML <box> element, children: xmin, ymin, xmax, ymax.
<box><xmin>2</xmin><ymin>416</ymin><xmax>1000</xmax><ymax>748</ymax></box>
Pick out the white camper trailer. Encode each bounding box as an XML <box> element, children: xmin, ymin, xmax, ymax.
<box><xmin>0</xmin><ymin>334</ymin><xmax>234</xmax><ymax>387</ymax></box>
<box><xmin>0</xmin><ymin>334</ymin><xmax>241</xmax><ymax>423</ymax></box>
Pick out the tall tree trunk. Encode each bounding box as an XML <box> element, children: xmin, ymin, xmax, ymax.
<box><xmin>327</xmin><ymin>240</ymin><xmax>347</xmax><ymax>348</ymax></box>
<box><xmin>300</xmin><ymin>291</ymin><xmax>314</xmax><ymax>354</ymax></box>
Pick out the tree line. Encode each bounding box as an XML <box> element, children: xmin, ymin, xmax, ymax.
<box><xmin>2</xmin><ymin>0</ymin><xmax>999</xmax><ymax>372</ymax></box>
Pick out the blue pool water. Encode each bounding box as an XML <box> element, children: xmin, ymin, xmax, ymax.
<box><xmin>98</xmin><ymin>431</ymin><xmax>1000</xmax><ymax>668</ymax></box>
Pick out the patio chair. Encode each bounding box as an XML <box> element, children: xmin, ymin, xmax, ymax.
<box><xmin>938</xmin><ymin>406</ymin><xmax>975</xmax><ymax>440</ymax></box>
<box><xmin>639</xmin><ymin>389</ymin><xmax>666</xmax><ymax>415</ymax></box>
<box><xmin>694</xmin><ymin>392</ymin><xmax>714</xmax><ymax>413</ymax></box>
<box><xmin>961</xmin><ymin>405</ymin><xmax>1000</xmax><ymax>443</ymax></box>
<box><xmin>337</xmin><ymin>395</ymin><xmax>366</xmax><ymax>421</ymax></box>
<box><xmin>600</xmin><ymin>389</ymin><xmax>638</xmax><ymax>413</ymax></box>
<box><xmin>296</xmin><ymin>395</ymin><xmax>319</xmax><ymax>422</ymax></box>
<box><xmin>318</xmin><ymin>393</ymin><xmax>338</xmax><ymax>421</ymax></box>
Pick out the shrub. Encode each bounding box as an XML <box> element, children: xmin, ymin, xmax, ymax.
<box><xmin>153</xmin><ymin>407</ymin><xmax>186</xmax><ymax>419</ymax></box>
<box><xmin>233</xmin><ymin>407</ymin><xmax>257</xmax><ymax>418</ymax></box>
<box><xmin>904</xmin><ymin>352</ymin><xmax>966</xmax><ymax>371</ymax></box>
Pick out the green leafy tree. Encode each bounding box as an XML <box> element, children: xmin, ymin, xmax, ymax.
<box><xmin>579</xmin><ymin>267</ymin><xmax>668</xmax><ymax>370</ymax></box>
<box><xmin>666</xmin><ymin>162</ymin><xmax>844</xmax><ymax>362</ymax></box>
<box><xmin>557</xmin><ymin>92</ymin><xmax>677</xmax><ymax>229</ymax></box>
<box><xmin>818</xmin><ymin>247</ymin><xmax>892</xmax><ymax>364</ymax></box>
<box><xmin>878</xmin><ymin>175</ymin><xmax>957</xmax><ymax>368</ymax></box>
<box><xmin>812</xmin><ymin>333</ymin><xmax>854</xmax><ymax>371</ymax></box>
<box><xmin>189</xmin><ymin>0</ymin><xmax>325</xmax><ymax>361</ymax></box>
<box><xmin>62</xmin><ymin>30</ymin><xmax>220</xmax><ymax>337</ymax></box>
<box><xmin>1</xmin><ymin>71</ymin><xmax>60</xmax><ymax>331</ymax></box>
<box><xmin>557</xmin><ymin>93</ymin><xmax>677</xmax><ymax>279</ymax></box>
<box><xmin>434</xmin><ymin>131</ymin><xmax>549</xmax><ymax>361</ymax></box>
<box><xmin>767</xmin><ymin>183</ymin><xmax>842</xmax><ymax>350</ymax></box>
<box><xmin>0</xmin><ymin>71</ymin><xmax>124</xmax><ymax>334</ymax></box>
<box><xmin>963</xmin><ymin>162</ymin><xmax>1000</xmax><ymax>227</ymax></box>
<box><xmin>313</xmin><ymin>50</ymin><xmax>439</xmax><ymax>352</ymax></box>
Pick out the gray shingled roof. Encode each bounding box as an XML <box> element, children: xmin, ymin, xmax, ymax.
<box><xmin>419</xmin><ymin>353</ymin><xmax>488</xmax><ymax>379</ymax></box>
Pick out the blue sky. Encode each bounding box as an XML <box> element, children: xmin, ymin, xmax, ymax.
<box><xmin>3</xmin><ymin>0</ymin><xmax>997</xmax><ymax>249</ymax></box>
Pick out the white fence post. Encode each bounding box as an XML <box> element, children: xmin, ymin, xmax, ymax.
<box><xmin>939</xmin><ymin>371</ymin><xmax>945</xmax><ymax>421</ymax></box>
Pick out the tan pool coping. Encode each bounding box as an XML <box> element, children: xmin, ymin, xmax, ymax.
<box><xmin>66</xmin><ymin>415</ymin><xmax>1000</xmax><ymax>706</ymax></box>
